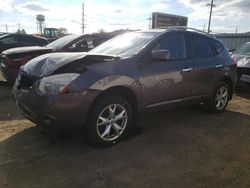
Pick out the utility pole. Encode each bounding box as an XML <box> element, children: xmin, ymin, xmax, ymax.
<box><xmin>147</xmin><ymin>14</ymin><xmax>152</xmax><ymax>29</ymax></box>
<box><xmin>203</xmin><ymin>24</ymin><xmax>206</xmax><ymax>32</ymax></box>
<box><xmin>235</xmin><ymin>26</ymin><xmax>238</xmax><ymax>34</ymax></box>
<box><xmin>5</xmin><ymin>24</ymin><xmax>8</xmax><ymax>33</ymax></box>
<box><xmin>82</xmin><ymin>3</ymin><xmax>85</xmax><ymax>34</ymax></box>
<box><xmin>207</xmin><ymin>0</ymin><xmax>216</xmax><ymax>33</ymax></box>
<box><xmin>18</xmin><ymin>22</ymin><xmax>21</xmax><ymax>31</ymax></box>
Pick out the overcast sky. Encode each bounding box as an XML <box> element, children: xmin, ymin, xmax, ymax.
<box><xmin>0</xmin><ymin>0</ymin><xmax>250</xmax><ymax>34</ymax></box>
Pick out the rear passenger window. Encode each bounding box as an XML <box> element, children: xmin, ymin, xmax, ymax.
<box><xmin>213</xmin><ymin>40</ymin><xmax>224</xmax><ymax>54</ymax></box>
<box><xmin>153</xmin><ymin>34</ymin><xmax>187</xmax><ymax>60</ymax></box>
<box><xmin>190</xmin><ymin>35</ymin><xmax>213</xmax><ymax>58</ymax></box>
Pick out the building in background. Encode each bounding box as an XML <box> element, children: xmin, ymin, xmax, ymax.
<box><xmin>214</xmin><ymin>33</ymin><xmax>250</xmax><ymax>51</ymax></box>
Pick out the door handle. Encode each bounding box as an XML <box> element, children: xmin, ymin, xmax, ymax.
<box><xmin>182</xmin><ymin>68</ymin><xmax>193</xmax><ymax>72</ymax></box>
<box><xmin>216</xmin><ymin>64</ymin><xmax>223</xmax><ymax>68</ymax></box>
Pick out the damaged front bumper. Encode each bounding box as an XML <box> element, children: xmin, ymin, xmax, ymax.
<box><xmin>12</xmin><ymin>73</ymin><xmax>100</xmax><ymax>128</ymax></box>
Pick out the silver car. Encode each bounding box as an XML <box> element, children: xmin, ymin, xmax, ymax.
<box><xmin>232</xmin><ymin>42</ymin><xmax>250</xmax><ymax>87</ymax></box>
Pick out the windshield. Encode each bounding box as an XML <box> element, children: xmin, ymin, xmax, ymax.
<box><xmin>235</xmin><ymin>43</ymin><xmax>250</xmax><ymax>56</ymax></box>
<box><xmin>89</xmin><ymin>32</ymin><xmax>159</xmax><ymax>58</ymax></box>
<box><xmin>46</xmin><ymin>35</ymin><xmax>79</xmax><ymax>49</ymax></box>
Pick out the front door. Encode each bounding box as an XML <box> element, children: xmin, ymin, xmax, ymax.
<box><xmin>141</xmin><ymin>33</ymin><xmax>193</xmax><ymax>107</ymax></box>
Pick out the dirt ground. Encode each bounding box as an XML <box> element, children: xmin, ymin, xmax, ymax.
<box><xmin>0</xmin><ymin>82</ymin><xmax>250</xmax><ymax>188</ymax></box>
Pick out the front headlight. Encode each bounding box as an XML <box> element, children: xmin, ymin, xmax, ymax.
<box><xmin>38</xmin><ymin>73</ymin><xmax>80</xmax><ymax>95</ymax></box>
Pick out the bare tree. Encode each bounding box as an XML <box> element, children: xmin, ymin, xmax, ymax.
<box><xmin>16</xmin><ymin>29</ymin><xmax>26</xmax><ymax>34</ymax></box>
<box><xmin>58</xmin><ymin>28</ymin><xmax>68</xmax><ymax>37</ymax></box>
<box><xmin>98</xmin><ymin>29</ymin><xmax>105</xmax><ymax>33</ymax></box>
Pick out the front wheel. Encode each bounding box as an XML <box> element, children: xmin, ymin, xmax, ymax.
<box><xmin>87</xmin><ymin>96</ymin><xmax>133</xmax><ymax>146</ymax></box>
<box><xmin>205</xmin><ymin>81</ymin><xmax>230</xmax><ymax>113</ymax></box>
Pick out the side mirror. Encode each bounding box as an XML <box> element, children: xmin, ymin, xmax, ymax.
<box><xmin>151</xmin><ymin>49</ymin><xmax>170</xmax><ymax>61</ymax></box>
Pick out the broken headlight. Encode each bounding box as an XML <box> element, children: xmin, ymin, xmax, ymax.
<box><xmin>38</xmin><ymin>73</ymin><xmax>80</xmax><ymax>95</ymax></box>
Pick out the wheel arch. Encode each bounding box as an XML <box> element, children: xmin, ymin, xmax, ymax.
<box><xmin>220</xmin><ymin>76</ymin><xmax>233</xmax><ymax>100</ymax></box>
<box><xmin>87</xmin><ymin>86</ymin><xmax>139</xmax><ymax>124</ymax></box>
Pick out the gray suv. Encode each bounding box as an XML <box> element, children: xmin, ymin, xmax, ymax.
<box><xmin>13</xmin><ymin>27</ymin><xmax>237</xmax><ymax>146</ymax></box>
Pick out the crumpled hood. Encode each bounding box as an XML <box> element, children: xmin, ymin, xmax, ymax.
<box><xmin>2</xmin><ymin>46</ymin><xmax>54</xmax><ymax>55</ymax></box>
<box><xmin>232</xmin><ymin>54</ymin><xmax>250</xmax><ymax>68</ymax></box>
<box><xmin>22</xmin><ymin>52</ymin><xmax>118</xmax><ymax>78</ymax></box>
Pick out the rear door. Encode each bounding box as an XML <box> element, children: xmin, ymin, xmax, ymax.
<box><xmin>188</xmin><ymin>33</ymin><xmax>218</xmax><ymax>96</ymax></box>
<box><xmin>141</xmin><ymin>33</ymin><xmax>194</xmax><ymax>106</ymax></box>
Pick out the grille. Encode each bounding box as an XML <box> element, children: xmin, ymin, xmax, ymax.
<box><xmin>17</xmin><ymin>73</ymin><xmax>35</xmax><ymax>90</ymax></box>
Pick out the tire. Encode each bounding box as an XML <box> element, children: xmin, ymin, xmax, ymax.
<box><xmin>87</xmin><ymin>96</ymin><xmax>133</xmax><ymax>146</ymax></box>
<box><xmin>205</xmin><ymin>81</ymin><xmax>230</xmax><ymax>113</ymax></box>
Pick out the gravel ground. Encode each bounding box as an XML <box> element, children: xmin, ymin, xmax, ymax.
<box><xmin>0</xmin><ymin>83</ymin><xmax>250</xmax><ymax>188</ymax></box>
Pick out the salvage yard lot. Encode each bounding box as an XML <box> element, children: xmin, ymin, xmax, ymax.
<box><xmin>0</xmin><ymin>83</ymin><xmax>250</xmax><ymax>188</ymax></box>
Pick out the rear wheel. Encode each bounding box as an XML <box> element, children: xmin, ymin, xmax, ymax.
<box><xmin>205</xmin><ymin>81</ymin><xmax>230</xmax><ymax>113</ymax></box>
<box><xmin>87</xmin><ymin>96</ymin><xmax>133</xmax><ymax>146</ymax></box>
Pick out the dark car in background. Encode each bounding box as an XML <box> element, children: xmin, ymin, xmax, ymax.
<box><xmin>13</xmin><ymin>27</ymin><xmax>237</xmax><ymax>146</ymax></box>
<box><xmin>0</xmin><ymin>33</ymin><xmax>113</xmax><ymax>82</ymax></box>
<box><xmin>0</xmin><ymin>33</ymin><xmax>48</xmax><ymax>53</ymax></box>
<box><xmin>232</xmin><ymin>42</ymin><xmax>250</xmax><ymax>87</ymax></box>
<box><xmin>0</xmin><ymin>32</ymin><xmax>8</xmax><ymax>36</ymax></box>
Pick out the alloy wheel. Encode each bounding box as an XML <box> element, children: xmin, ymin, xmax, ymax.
<box><xmin>96</xmin><ymin>104</ymin><xmax>128</xmax><ymax>141</ymax></box>
<box><xmin>215</xmin><ymin>86</ymin><xmax>228</xmax><ymax>110</ymax></box>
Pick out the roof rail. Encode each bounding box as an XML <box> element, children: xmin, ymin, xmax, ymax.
<box><xmin>158</xmin><ymin>26</ymin><xmax>214</xmax><ymax>37</ymax></box>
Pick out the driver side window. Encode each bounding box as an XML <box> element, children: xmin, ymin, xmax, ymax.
<box><xmin>69</xmin><ymin>39</ymin><xmax>89</xmax><ymax>52</ymax></box>
<box><xmin>153</xmin><ymin>34</ymin><xmax>187</xmax><ymax>60</ymax></box>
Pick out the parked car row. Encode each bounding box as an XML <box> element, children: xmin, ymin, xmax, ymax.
<box><xmin>10</xmin><ymin>27</ymin><xmax>237</xmax><ymax>146</ymax></box>
<box><xmin>0</xmin><ymin>33</ymin><xmax>114</xmax><ymax>82</ymax></box>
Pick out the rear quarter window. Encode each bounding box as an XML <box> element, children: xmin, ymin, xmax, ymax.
<box><xmin>35</xmin><ymin>38</ymin><xmax>48</xmax><ymax>46</ymax></box>
<box><xmin>212</xmin><ymin>40</ymin><xmax>224</xmax><ymax>54</ymax></box>
<box><xmin>190</xmin><ymin>34</ymin><xmax>214</xmax><ymax>58</ymax></box>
